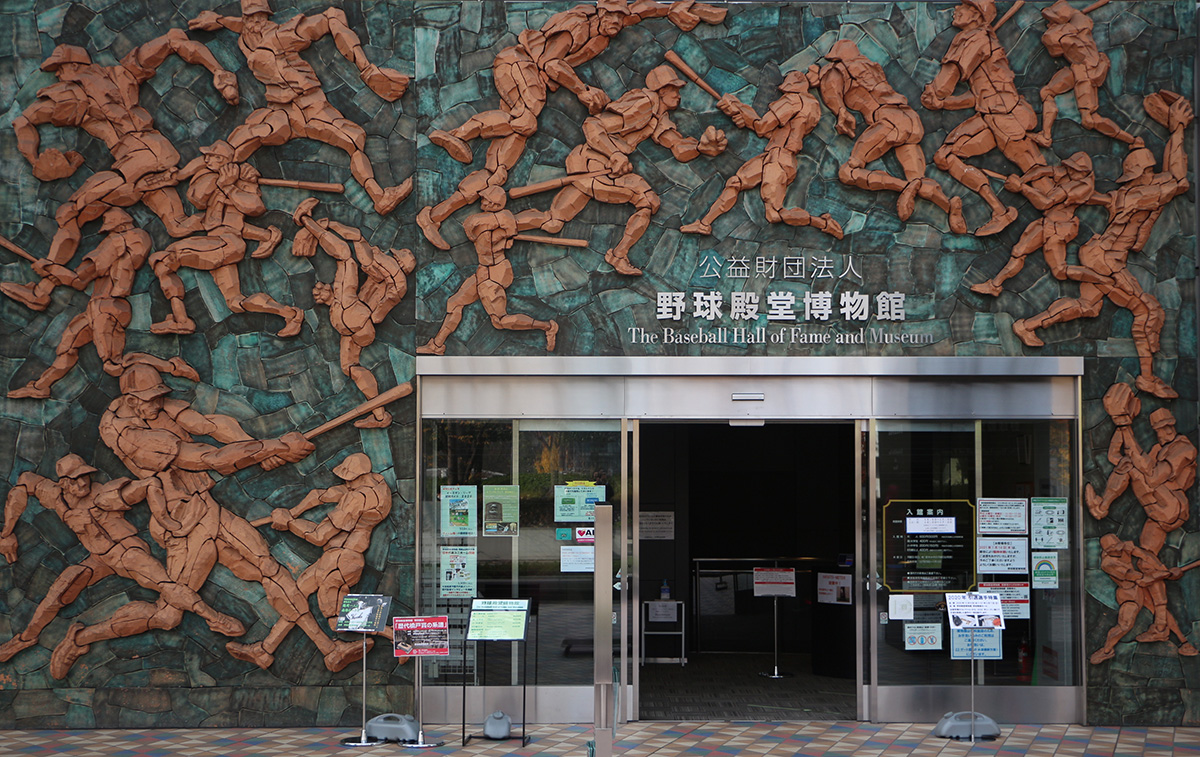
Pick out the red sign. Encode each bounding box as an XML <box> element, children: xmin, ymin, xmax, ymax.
<box><xmin>393</xmin><ymin>616</ymin><xmax>450</xmax><ymax>657</ymax></box>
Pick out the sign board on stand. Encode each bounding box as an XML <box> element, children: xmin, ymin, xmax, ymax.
<box><xmin>753</xmin><ymin>568</ymin><xmax>797</xmax><ymax>597</ymax></box>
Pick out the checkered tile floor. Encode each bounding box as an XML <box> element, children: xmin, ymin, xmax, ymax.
<box><xmin>2</xmin><ymin>721</ymin><xmax>1199</xmax><ymax>756</ymax></box>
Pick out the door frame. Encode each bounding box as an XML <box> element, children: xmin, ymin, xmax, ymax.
<box><xmin>416</xmin><ymin>355</ymin><xmax>1083</xmax><ymax>724</ymax></box>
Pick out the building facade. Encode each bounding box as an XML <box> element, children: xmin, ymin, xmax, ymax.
<box><xmin>0</xmin><ymin>0</ymin><xmax>1194</xmax><ymax>729</ymax></box>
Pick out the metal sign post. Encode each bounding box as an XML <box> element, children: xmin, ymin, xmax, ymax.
<box><xmin>753</xmin><ymin>567</ymin><xmax>796</xmax><ymax>679</ymax></box>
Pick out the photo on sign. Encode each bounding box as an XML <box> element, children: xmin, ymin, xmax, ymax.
<box><xmin>336</xmin><ymin>594</ymin><xmax>392</xmax><ymax>633</ymax></box>
<box><xmin>393</xmin><ymin>616</ymin><xmax>451</xmax><ymax>657</ymax></box>
<box><xmin>482</xmin><ymin>484</ymin><xmax>520</xmax><ymax>537</ymax></box>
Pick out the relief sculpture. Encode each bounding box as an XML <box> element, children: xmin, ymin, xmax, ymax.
<box><xmin>0</xmin><ymin>0</ymin><xmax>1193</xmax><ymax>729</ymax></box>
<box><xmin>188</xmin><ymin>0</ymin><xmax>412</xmax><ymax>216</ymax></box>
<box><xmin>681</xmin><ymin>67</ymin><xmax>843</xmax><ymax>239</ymax></box>
<box><xmin>1</xmin><ymin>37</ymin><xmax>239</xmax><ymax>311</ymax></box>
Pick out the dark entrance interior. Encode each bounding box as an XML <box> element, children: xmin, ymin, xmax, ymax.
<box><xmin>638</xmin><ymin>422</ymin><xmax>858</xmax><ymax>720</ymax></box>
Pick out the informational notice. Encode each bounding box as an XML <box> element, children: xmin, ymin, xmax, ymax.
<box><xmin>950</xmin><ymin>627</ymin><xmax>1002</xmax><ymax>659</ymax></box>
<box><xmin>1031</xmin><ymin>498</ymin><xmax>1069</xmax><ymax>549</ymax></box>
<box><xmin>639</xmin><ymin>511</ymin><xmax>675</xmax><ymax>540</ymax></box>
<box><xmin>440</xmin><ymin>485</ymin><xmax>477</xmax><ymax>538</ymax></box>
<box><xmin>978</xmin><ymin>581</ymin><xmax>1030</xmax><ymax>619</ymax></box>
<box><xmin>554</xmin><ymin>485</ymin><xmax>604</xmax><ymax>522</ymax></box>
<box><xmin>945</xmin><ymin>592</ymin><xmax>1005</xmax><ymax>629</ymax></box>
<box><xmin>904</xmin><ymin>622</ymin><xmax>943</xmax><ymax>650</ymax></box>
<box><xmin>753</xmin><ymin>567</ymin><xmax>797</xmax><ymax>597</ymax></box>
<box><xmin>977</xmin><ymin>498</ymin><xmax>1028</xmax><ymax>534</ymax></box>
<box><xmin>816</xmin><ymin>573</ymin><xmax>852</xmax><ymax>604</ymax></box>
<box><xmin>439</xmin><ymin>545</ymin><xmax>477</xmax><ymax>598</ymax></box>
<box><xmin>336</xmin><ymin>594</ymin><xmax>392</xmax><ymax>632</ymax></box>
<box><xmin>648</xmin><ymin>601</ymin><xmax>679</xmax><ymax>622</ymax></box>
<box><xmin>467</xmin><ymin>599</ymin><xmax>530</xmax><ymax>641</ymax></box>
<box><xmin>883</xmin><ymin>500</ymin><xmax>975</xmax><ymax>592</ymax></box>
<box><xmin>393</xmin><ymin>616</ymin><xmax>450</xmax><ymax>657</ymax></box>
<box><xmin>482</xmin><ymin>485</ymin><xmax>519</xmax><ymax>537</ymax></box>
<box><xmin>560</xmin><ymin>545</ymin><xmax>595</xmax><ymax>573</ymax></box>
<box><xmin>1032</xmin><ymin>552</ymin><xmax>1059</xmax><ymax>589</ymax></box>
<box><xmin>978</xmin><ymin>537</ymin><xmax>1029</xmax><ymax>573</ymax></box>
<box><xmin>889</xmin><ymin>594</ymin><xmax>915</xmax><ymax>620</ymax></box>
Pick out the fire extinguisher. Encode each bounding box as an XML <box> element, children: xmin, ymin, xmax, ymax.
<box><xmin>1017</xmin><ymin>636</ymin><xmax>1032</xmax><ymax>682</ymax></box>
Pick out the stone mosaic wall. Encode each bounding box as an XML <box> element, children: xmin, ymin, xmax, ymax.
<box><xmin>0</xmin><ymin>0</ymin><xmax>1194</xmax><ymax>728</ymax></box>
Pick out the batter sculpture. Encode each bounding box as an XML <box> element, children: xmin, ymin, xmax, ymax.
<box><xmin>419</xmin><ymin>187</ymin><xmax>560</xmax><ymax>355</ymax></box>
<box><xmin>682</xmin><ymin>68</ymin><xmax>841</xmax><ymax>238</ymax></box>
<box><xmin>523</xmin><ymin>65</ymin><xmax>727</xmax><ymax>275</ymax></box>
<box><xmin>149</xmin><ymin>140</ymin><xmax>301</xmax><ymax>337</ymax></box>
<box><xmin>418</xmin><ymin>0</ymin><xmax>726</xmax><ymax>250</ymax></box>
<box><xmin>8</xmin><ymin>208</ymin><xmax>198</xmax><ymax>399</ymax></box>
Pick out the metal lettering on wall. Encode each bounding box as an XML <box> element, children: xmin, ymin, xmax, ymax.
<box><xmin>0</xmin><ymin>0</ymin><xmax>1193</xmax><ymax>728</ymax></box>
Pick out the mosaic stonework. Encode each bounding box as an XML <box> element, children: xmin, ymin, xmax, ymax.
<box><xmin>0</xmin><ymin>0</ymin><xmax>1194</xmax><ymax>727</ymax></box>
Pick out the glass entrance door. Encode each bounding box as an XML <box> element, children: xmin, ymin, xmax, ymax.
<box><xmin>867</xmin><ymin>419</ymin><xmax>1082</xmax><ymax>723</ymax></box>
<box><xmin>418</xmin><ymin>418</ymin><xmax>626</xmax><ymax>723</ymax></box>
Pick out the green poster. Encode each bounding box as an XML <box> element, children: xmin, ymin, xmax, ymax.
<box><xmin>482</xmin><ymin>484</ymin><xmax>519</xmax><ymax>536</ymax></box>
<box><xmin>467</xmin><ymin>609</ymin><xmax>529</xmax><ymax>641</ymax></box>
<box><xmin>554</xmin><ymin>485</ymin><xmax>605</xmax><ymax>522</ymax></box>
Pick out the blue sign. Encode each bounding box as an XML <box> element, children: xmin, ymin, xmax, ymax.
<box><xmin>950</xmin><ymin>628</ymin><xmax>1002</xmax><ymax>660</ymax></box>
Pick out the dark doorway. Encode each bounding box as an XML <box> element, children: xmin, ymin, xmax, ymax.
<box><xmin>637</xmin><ymin>422</ymin><xmax>858</xmax><ymax>720</ymax></box>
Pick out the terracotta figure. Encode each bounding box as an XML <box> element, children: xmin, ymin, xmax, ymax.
<box><xmin>418</xmin><ymin>0</ymin><xmax>726</xmax><ymax>250</ymax></box>
<box><xmin>523</xmin><ymin>65</ymin><xmax>727</xmax><ymax>275</ymax></box>
<box><xmin>921</xmin><ymin>0</ymin><xmax>1048</xmax><ymax>235</ymax></box>
<box><xmin>189</xmin><ymin>0</ymin><xmax>411</xmax><ymax>215</ymax></box>
<box><xmin>0</xmin><ymin>455</ymin><xmax>246</xmax><ymax>677</ymax></box>
<box><xmin>1013</xmin><ymin>94</ymin><xmax>1192</xmax><ymax>399</ymax></box>
<box><xmin>970</xmin><ymin>152</ymin><xmax>1107</xmax><ymax>295</ymax></box>
<box><xmin>1090</xmin><ymin>534</ymin><xmax>1197</xmax><ymax>663</ymax></box>
<box><xmin>149</xmin><ymin>140</ymin><xmax>301</xmax><ymax>337</ymax></box>
<box><xmin>814</xmin><ymin>39</ymin><xmax>965</xmax><ymax>233</ymax></box>
<box><xmin>682</xmin><ymin>69</ymin><xmax>840</xmax><ymax>238</ymax></box>
<box><xmin>96</xmin><ymin>363</ymin><xmax>364</xmax><ymax>672</ymax></box>
<box><xmin>1037</xmin><ymin>0</ymin><xmax>1139</xmax><ymax>147</ymax></box>
<box><xmin>268</xmin><ymin>452</ymin><xmax>390</xmax><ymax>630</ymax></box>
<box><xmin>1087</xmin><ymin>384</ymin><xmax>1196</xmax><ymax>558</ymax></box>
<box><xmin>1</xmin><ymin>37</ymin><xmax>239</xmax><ymax>311</ymax></box>
<box><xmin>418</xmin><ymin>187</ymin><xmax>559</xmax><ymax>355</ymax></box>
<box><xmin>292</xmin><ymin>199</ymin><xmax>414</xmax><ymax>428</ymax></box>
<box><xmin>8</xmin><ymin>208</ymin><xmax>198</xmax><ymax>399</ymax></box>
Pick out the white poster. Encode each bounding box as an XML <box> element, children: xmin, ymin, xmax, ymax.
<box><xmin>904</xmin><ymin>622</ymin><xmax>943</xmax><ymax>650</ymax></box>
<box><xmin>647</xmin><ymin>601</ymin><xmax>678</xmax><ymax>622</ymax></box>
<box><xmin>945</xmin><ymin>592</ymin><xmax>1005</xmax><ymax>630</ymax></box>
<box><xmin>889</xmin><ymin>594</ymin><xmax>915</xmax><ymax>620</ymax></box>
<box><xmin>560</xmin><ymin>545</ymin><xmax>595</xmax><ymax>573</ymax></box>
<box><xmin>977</xmin><ymin>498</ymin><xmax>1028</xmax><ymax>534</ymax></box>
<box><xmin>978</xmin><ymin>581</ymin><xmax>1031</xmax><ymax>619</ymax></box>
<box><xmin>753</xmin><ymin>568</ymin><xmax>797</xmax><ymax>597</ymax></box>
<box><xmin>1031</xmin><ymin>498</ymin><xmax>1069</xmax><ymax>549</ymax></box>
<box><xmin>816</xmin><ymin>573</ymin><xmax>852</xmax><ymax>605</ymax></box>
<box><xmin>439</xmin><ymin>546</ymin><xmax>477</xmax><ymax>598</ymax></box>
<box><xmin>1032</xmin><ymin>552</ymin><xmax>1059</xmax><ymax>589</ymax></box>
<box><xmin>977</xmin><ymin>537</ymin><xmax>1029</xmax><ymax>573</ymax></box>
